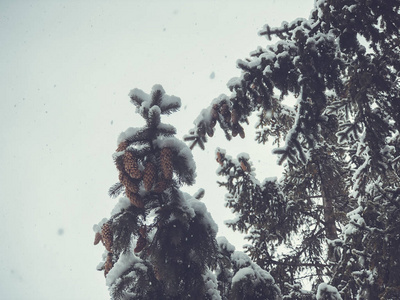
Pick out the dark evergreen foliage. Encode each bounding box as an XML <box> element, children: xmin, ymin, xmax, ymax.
<box><xmin>215</xmin><ymin>237</ymin><xmax>282</xmax><ymax>300</ymax></box>
<box><xmin>95</xmin><ymin>85</ymin><xmax>282</xmax><ymax>299</ymax></box>
<box><xmin>187</xmin><ymin>1</ymin><xmax>400</xmax><ymax>299</ymax></box>
<box><xmin>95</xmin><ymin>85</ymin><xmax>221</xmax><ymax>299</ymax></box>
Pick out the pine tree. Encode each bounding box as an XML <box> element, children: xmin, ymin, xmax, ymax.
<box><xmin>94</xmin><ymin>85</ymin><xmax>282</xmax><ymax>299</ymax></box>
<box><xmin>186</xmin><ymin>0</ymin><xmax>400</xmax><ymax>299</ymax></box>
<box><xmin>94</xmin><ymin>85</ymin><xmax>219</xmax><ymax>299</ymax></box>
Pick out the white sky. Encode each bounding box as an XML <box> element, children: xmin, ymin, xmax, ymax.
<box><xmin>0</xmin><ymin>1</ymin><xmax>312</xmax><ymax>299</ymax></box>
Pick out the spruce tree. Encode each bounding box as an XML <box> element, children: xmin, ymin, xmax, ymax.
<box><xmin>94</xmin><ymin>85</ymin><xmax>219</xmax><ymax>299</ymax></box>
<box><xmin>95</xmin><ymin>85</ymin><xmax>282</xmax><ymax>299</ymax></box>
<box><xmin>186</xmin><ymin>0</ymin><xmax>400</xmax><ymax>299</ymax></box>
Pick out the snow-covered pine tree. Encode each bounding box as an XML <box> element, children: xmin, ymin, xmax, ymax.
<box><xmin>186</xmin><ymin>0</ymin><xmax>400</xmax><ymax>299</ymax></box>
<box><xmin>94</xmin><ymin>85</ymin><xmax>282</xmax><ymax>300</ymax></box>
<box><xmin>94</xmin><ymin>85</ymin><xmax>220</xmax><ymax>299</ymax></box>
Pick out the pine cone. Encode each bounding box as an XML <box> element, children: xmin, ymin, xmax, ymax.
<box><xmin>206</xmin><ymin>126</ymin><xmax>214</xmax><ymax>137</ymax></box>
<box><xmin>104</xmin><ymin>253</ymin><xmax>113</xmax><ymax>277</ymax></box>
<box><xmin>139</xmin><ymin>225</ymin><xmax>147</xmax><ymax>237</ymax></box>
<box><xmin>94</xmin><ymin>232</ymin><xmax>102</xmax><ymax>245</ymax></box>
<box><xmin>216</xmin><ymin>152</ymin><xmax>224</xmax><ymax>166</ymax></box>
<box><xmin>211</xmin><ymin>106</ymin><xmax>219</xmax><ymax>122</ymax></box>
<box><xmin>160</xmin><ymin>148</ymin><xmax>173</xmax><ymax>180</ymax></box>
<box><xmin>210</xmin><ymin>118</ymin><xmax>217</xmax><ymax>128</ymax></box>
<box><xmin>238</xmin><ymin>124</ymin><xmax>245</xmax><ymax>138</ymax></box>
<box><xmin>240</xmin><ymin>161</ymin><xmax>248</xmax><ymax>172</ymax></box>
<box><xmin>134</xmin><ymin>235</ymin><xmax>147</xmax><ymax>253</ymax></box>
<box><xmin>154</xmin><ymin>180</ymin><xmax>168</xmax><ymax>193</ymax></box>
<box><xmin>119</xmin><ymin>171</ymin><xmax>139</xmax><ymax>193</ymax></box>
<box><xmin>123</xmin><ymin>151</ymin><xmax>142</xmax><ymax>179</ymax></box>
<box><xmin>126</xmin><ymin>190</ymin><xmax>144</xmax><ymax>208</ymax></box>
<box><xmin>153</xmin><ymin>264</ymin><xmax>162</xmax><ymax>281</ymax></box>
<box><xmin>232</xmin><ymin>124</ymin><xmax>245</xmax><ymax>138</ymax></box>
<box><xmin>220</xmin><ymin>103</ymin><xmax>231</xmax><ymax>123</ymax></box>
<box><xmin>116</xmin><ymin>141</ymin><xmax>129</xmax><ymax>152</ymax></box>
<box><xmin>231</xmin><ymin>108</ymin><xmax>239</xmax><ymax>124</ymax></box>
<box><xmin>102</xmin><ymin>223</ymin><xmax>113</xmax><ymax>252</ymax></box>
<box><xmin>143</xmin><ymin>162</ymin><xmax>156</xmax><ymax>191</ymax></box>
<box><xmin>232</xmin><ymin>127</ymin><xmax>238</xmax><ymax>137</ymax></box>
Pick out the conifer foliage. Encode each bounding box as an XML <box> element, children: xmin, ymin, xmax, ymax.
<box><xmin>94</xmin><ymin>85</ymin><xmax>218</xmax><ymax>299</ymax></box>
<box><xmin>186</xmin><ymin>0</ymin><xmax>400</xmax><ymax>299</ymax></box>
<box><xmin>94</xmin><ymin>85</ymin><xmax>282</xmax><ymax>299</ymax></box>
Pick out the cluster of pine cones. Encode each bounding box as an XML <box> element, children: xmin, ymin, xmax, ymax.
<box><xmin>94</xmin><ymin>142</ymin><xmax>175</xmax><ymax>277</ymax></box>
<box><xmin>94</xmin><ymin>222</ymin><xmax>150</xmax><ymax>276</ymax></box>
<box><xmin>216</xmin><ymin>151</ymin><xmax>250</xmax><ymax>172</ymax></box>
<box><xmin>115</xmin><ymin>141</ymin><xmax>174</xmax><ymax>208</ymax></box>
<box><xmin>210</xmin><ymin>103</ymin><xmax>245</xmax><ymax>138</ymax></box>
<box><xmin>94</xmin><ymin>222</ymin><xmax>114</xmax><ymax>276</ymax></box>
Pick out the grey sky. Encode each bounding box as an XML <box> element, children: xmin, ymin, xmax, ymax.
<box><xmin>0</xmin><ymin>1</ymin><xmax>311</xmax><ymax>299</ymax></box>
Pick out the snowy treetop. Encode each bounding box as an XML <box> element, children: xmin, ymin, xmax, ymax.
<box><xmin>129</xmin><ymin>84</ymin><xmax>181</xmax><ymax>116</ymax></box>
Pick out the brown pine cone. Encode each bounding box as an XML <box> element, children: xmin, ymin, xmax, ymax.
<box><xmin>94</xmin><ymin>232</ymin><xmax>102</xmax><ymax>245</ymax></box>
<box><xmin>104</xmin><ymin>253</ymin><xmax>113</xmax><ymax>277</ymax></box>
<box><xmin>139</xmin><ymin>225</ymin><xmax>147</xmax><ymax>237</ymax></box>
<box><xmin>231</xmin><ymin>108</ymin><xmax>239</xmax><ymax>124</ymax></box>
<box><xmin>154</xmin><ymin>180</ymin><xmax>168</xmax><ymax>193</ymax></box>
<box><xmin>238</xmin><ymin>124</ymin><xmax>245</xmax><ymax>138</ymax></box>
<box><xmin>116</xmin><ymin>141</ymin><xmax>129</xmax><ymax>152</ymax></box>
<box><xmin>123</xmin><ymin>151</ymin><xmax>142</xmax><ymax>179</ymax></box>
<box><xmin>211</xmin><ymin>106</ymin><xmax>219</xmax><ymax>122</ymax></box>
<box><xmin>134</xmin><ymin>235</ymin><xmax>147</xmax><ymax>253</ymax></box>
<box><xmin>126</xmin><ymin>190</ymin><xmax>144</xmax><ymax>208</ymax></box>
<box><xmin>216</xmin><ymin>152</ymin><xmax>224</xmax><ymax>166</ymax></box>
<box><xmin>220</xmin><ymin>103</ymin><xmax>231</xmax><ymax>123</ymax></box>
<box><xmin>240</xmin><ymin>161</ymin><xmax>248</xmax><ymax>172</ymax></box>
<box><xmin>206</xmin><ymin>126</ymin><xmax>214</xmax><ymax>137</ymax></box>
<box><xmin>119</xmin><ymin>171</ymin><xmax>139</xmax><ymax>193</ymax></box>
<box><xmin>102</xmin><ymin>223</ymin><xmax>113</xmax><ymax>252</ymax></box>
<box><xmin>232</xmin><ymin>124</ymin><xmax>245</xmax><ymax>138</ymax></box>
<box><xmin>143</xmin><ymin>162</ymin><xmax>156</xmax><ymax>191</ymax></box>
<box><xmin>153</xmin><ymin>264</ymin><xmax>162</xmax><ymax>281</ymax></box>
<box><xmin>160</xmin><ymin>148</ymin><xmax>173</xmax><ymax>180</ymax></box>
<box><xmin>210</xmin><ymin>118</ymin><xmax>217</xmax><ymax>128</ymax></box>
<box><xmin>232</xmin><ymin>123</ymin><xmax>240</xmax><ymax>137</ymax></box>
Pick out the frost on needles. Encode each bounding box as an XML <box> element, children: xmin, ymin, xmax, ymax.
<box><xmin>94</xmin><ymin>85</ymin><xmax>282</xmax><ymax>300</ymax></box>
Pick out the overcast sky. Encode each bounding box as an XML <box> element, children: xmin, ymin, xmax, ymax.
<box><xmin>0</xmin><ymin>1</ymin><xmax>312</xmax><ymax>299</ymax></box>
